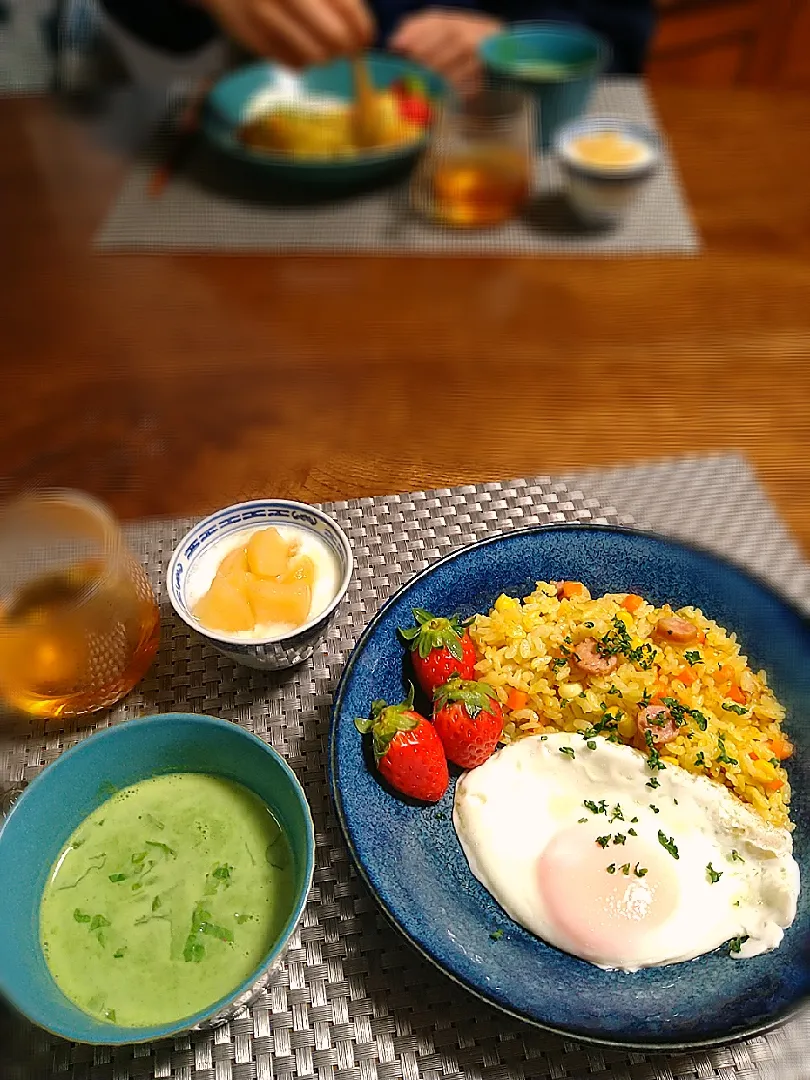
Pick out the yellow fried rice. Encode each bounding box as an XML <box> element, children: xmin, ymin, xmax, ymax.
<box><xmin>470</xmin><ymin>582</ymin><xmax>793</xmax><ymax>829</ymax></box>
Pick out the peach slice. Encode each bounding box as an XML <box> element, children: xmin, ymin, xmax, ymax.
<box><xmin>247</xmin><ymin>577</ymin><xmax>311</xmax><ymax>627</ymax></box>
<box><xmin>282</xmin><ymin>555</ymin><xmax>316</xmax><ymax>588</ymax></box>
<box><xmin>194</xmin><ymin>575</ymin><xmax>255</xmax><ymax>633</ymax></box>
<box><xmin>219</xmin><ymin>547</ymin><xmax>249</xmax><ymax>578</ymax></box>
<box><xmin>246</xmin><ymin>528</ymin><xmax>290</xmax><ymax>579</ymax></box>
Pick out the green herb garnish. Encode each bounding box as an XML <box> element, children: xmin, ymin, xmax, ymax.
<box><xmin>730</xmin><ymin>850</ymin><xmax>745</xmax><ymax>863</ymax></box>
<box><xmin>646</xmin><ymin>777</ymin><xmax>660</xmax><ymax>790</ymax></box>
<box><xmin>145</xmin><ymin>841</ymin><xmax>177</xmax><ymax>858</ymax></box>
<box><xmin>658</xmin><ymin>831</ymin><xmax>679</xmax><ymax>860</ymax></box>
<box><xmin>717</xmin><ymin>735</ymin><xmax>739</xmax><ymax>766</ymax></box>
<box><xmin>620</xmin><ymin>863</ymin><xmax>631</xmax><ymax>876</ymax></box>
<box><xmin>490</xmin><ymin>929</ymin><xmax>504</xmax><ymax>941</ymax></box>
<box><xmin>109</xmin><ymin>874</ymin><xmax>127</xmax><ymax>883</ymax></box>
<box><xmin>634</xmin><ymin>864</ymin><xmax>648</xmax><ymax>878</ymax></box>
<box><xmin>628</xmin><ymin>828</ymin><xmax>638</xmax><ymax>837</ymax></box>
<box><xmin>660</xmin><ymin>696</ymin><xmax>708</xmax><ymax>731</ymax></box>
<box><xmin>559</xmin><ymin>746</ymin><xmax>575</xmax><ymax>759</ymax></box>
<box><xmin>606</xmin><ymin>864</ymin><xmax>616</xmax><ymax>874</ymax></box>
<box><xmin>151</xmin><ymin>895</ymin><xmax>162</xmax><ymax>911</ymax></box>
<box><xmin>706</xmin><ymin>862</ymin><xmax>722</xmax><ymax>883</ymax></box>
<box><xmin>729</xmin><ymin>935</ymin><xmax>749</xmax><ymax>955</ymax></box>
<box><xmin>684</xmin><ymin>651</ymin><xmax>702</xmax><ymax>666</ymax></box>
<box><xmin>90</xmin><ymin>915</ymin><xmax>111</xmax><ymax>932</ymax></box>
<box><xmin>586</xmin><ymin>740</ymin><xmax>597</xmax><ymax>750</ymax></box>
<box><xmin>596</xmin><ymin>835</ymin><xmax>611</xmax><ymax>848</ymax></box>
<box><xmin>649</xmin><ymin>804</ymin><xmax>660</xmax><ymax>813</ymax></box>
<box><xmin>578</xmin><ymin>817</ymin><xmax>588</xmax><ymax>824</ymax></box>
<box><xmin>610</xmin><ymin>805</ymin><xmax>624</xmax><ymax>822</ymax></box>
<box><xmin>584</xmin><ymin>799</ymin><xmax>608</xmax><ymax>815</ymax></box>
<box><xmin>73</xmin><ymin>909</ymin><xmax>91</xmax><ymax>924</ymax></box>
<box><xmin>694</xmin><ymin>752</ymin><xmax>706</xmax><ymax>768</ymax></box>
<box><xmin>613</xmin><ymin>834</ymin><xmax>627</xmax><ymax>846</ymax></box>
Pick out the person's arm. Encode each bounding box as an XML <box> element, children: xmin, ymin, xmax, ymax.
<box><xmin>100</xmin><ymin>0</ymin><xmax>374</xmax><ymax>67</ymax></box>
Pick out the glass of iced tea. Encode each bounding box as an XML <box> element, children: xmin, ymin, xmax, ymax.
<box><xmin>412</xmin><ymin>88</ymin><xmax>534</xmax><ymax>228</ymax></box>
<box><xmin>0</xmin><ymin>491</ymin><xmax>160</xmax><ymax>721</ymax></box>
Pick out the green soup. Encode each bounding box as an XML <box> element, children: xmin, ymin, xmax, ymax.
<box><xmin>40</xmin><ymin>773</ymin><xmax>295</xmax><ymax>1028</ymax></box>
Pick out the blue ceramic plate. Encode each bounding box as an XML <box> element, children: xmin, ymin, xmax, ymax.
<box><xmin>203</xmin><ymin>54</ymin><xmax>446</xmax><ymax>192</ymax></box>
<box><xmin>330</xmin><ymin>525</ymin><xmax>810</xmax><ymax>1048</ymax></box>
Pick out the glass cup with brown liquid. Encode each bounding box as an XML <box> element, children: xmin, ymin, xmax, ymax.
<box><xmin>412</xmin><ymin>88</ymin><xmax>534</xmax><ymax>228</ymax></box>
<box><xmin>0</xmin><ymin>491</ymin><xmax>160</xmax><ymax>721</ymax></box>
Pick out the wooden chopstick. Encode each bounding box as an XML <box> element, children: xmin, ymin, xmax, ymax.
<box><xmin>148</xmin><ymin>76</ymin><xmax>214</xmax><ymax>199</ymax></box>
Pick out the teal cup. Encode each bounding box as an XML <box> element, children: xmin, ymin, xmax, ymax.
<box><xmin>479</xmin><ymin>22</ymin><xmax>611</xmax><ymax>149</ymax></box>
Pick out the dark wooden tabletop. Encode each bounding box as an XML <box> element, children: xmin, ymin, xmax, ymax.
<box><xmin>2</xmin><ymin>84</ymin><xmax>809</xmax><ymax>548</ymax></box>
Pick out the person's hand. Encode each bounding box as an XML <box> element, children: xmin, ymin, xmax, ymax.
<box><xmin>390</xmin><ymin>9</ymin><xmax>502</xmax><ymax>94</ymax></box>
<box><xmin>198</xmin><ymin>0</ymin><xmax>375</xmax><ymax>67</ymax></box>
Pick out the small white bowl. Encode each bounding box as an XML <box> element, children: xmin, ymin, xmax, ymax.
<box><xmin>167</xmin><ymin>500</ymin><xmax>353</xmax><ymax>671</ymax></box>
<box><xmin>555</xmin><ymin>117</ymin><xmax>660</xmax><ymax>227</ymax></box>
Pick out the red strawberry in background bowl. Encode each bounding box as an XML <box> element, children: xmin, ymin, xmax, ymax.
<box><xmin>354</xmin><ymin>686</ymin><xmax>449</xmax><ymax>803</ymax></box>
<box><xmin>432</xmin><ymin>675</ymin><xmax>504</xmax><ymax>769</ymax></box>
<box><xmin>399</xmin><ymin>607</ymin><xmax>476</xmax><ymax>697</ymax></box>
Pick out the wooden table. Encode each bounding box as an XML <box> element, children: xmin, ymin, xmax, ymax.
<box><xmin>2</xmin><ymin>84</ymin><xmax>809</xmax><ymax>549</ymax></box>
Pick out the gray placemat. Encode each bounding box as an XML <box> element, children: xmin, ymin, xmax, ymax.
<box><xmin>2</xmin><ymin>452</ymin><xmax>807</xmax><ymax>1080</ymax></box>
<box><xmin>96</xmin><ymin>79</ymin><xmax>700</xmax><ymax>255</ymax></box>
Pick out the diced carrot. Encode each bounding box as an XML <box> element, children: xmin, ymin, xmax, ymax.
<box><xmin>727</xmin><ymin>684</ymin><xmax>746</xmax><ymax>705</ymax></box>
<box><xmin>621</xmin><ymin>594</ymin><xmax>644</xmax><ymax>613</ymax></box>
<box><xmin>696</xmin><ymin>631</ymin><xmax>706</xmax><ymax>644</ymax></box>
<box><xmin>767</xmin><ymin>736</ymin><xmax>793</xmax><ymax>761</ymax></box>
<box><xmin>764</xmin><ymin>777</ymin><xmax>784</xmax><ymax>793</ymax></box>
<box><xmin>750</xmin><ymin>752</ymin><xmax>758</xmax><ymax>761</ymax></box>
<box><xmin>560</xmin><ymin>581</ymin><xmax>586</xmax><ymax>599</ymax></box>
<box><xmin>506</xmin><ymin>689</ymin><xmax>528</xmax><ymax>711</ymax></box>
<box><xmin>713</xmin><ymin>664</ymin><xmax>735</xmax><ymax>684</ymax></box>
<box><xmin>676</xmin><ymin>667</ymin><xmax>697</xmax><ymax>686</ymax></box>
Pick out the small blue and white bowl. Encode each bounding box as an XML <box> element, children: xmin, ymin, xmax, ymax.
<box><xmin>168</xmin><ymin>500</ymin><xmax>353</xmax><ymax>671</ymax></box>
<box><xmin>555</xmin><ymin>117</ymin><xmax>660</xmax><ymax>227</ymax></box>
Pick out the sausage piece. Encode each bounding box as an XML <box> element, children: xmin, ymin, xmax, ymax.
<box><xmin>655</xmin><ymin>616</ymin><xmax>698</xmax><ymax>644</ymax></box>
<box><xmin>571</xmin><ymin>637</ymin><xmax>618</xmax><ymax>677</ymax></box>
<box><xmin>635</xmin><ymin>704</ymin><xmax>679</xmax><ymax>750</ymax></box>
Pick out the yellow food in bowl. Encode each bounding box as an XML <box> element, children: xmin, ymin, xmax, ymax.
<box><xmin>240</xmin><ymin>92</ymin><xmax>424</xmax><ymax>159</ymax></box>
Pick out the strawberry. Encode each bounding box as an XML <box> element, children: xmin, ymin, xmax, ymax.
<box><xmin>432</xmin><ymin>675</ymin><xmax>504</xmax><ymax>769</ymax></box>
<box><xmin>399</xmin><ymin>607</ymin><xmax>477</xmax><ymax>696</ymax></box>
<box><xmin>390</xmin><ymin>76</ymin><xmax>432</xmax><ymax>127</ymax></box>
<box><xmin>354</xmin><ymin>686</ymin><xmax>449</xmax><ymax>802</ymax></box>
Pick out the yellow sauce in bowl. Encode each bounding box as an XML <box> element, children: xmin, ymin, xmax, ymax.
<box><xmin>567</xmin><ymin>130</ymin><xmax>651</xmax><ymax>170</ymax></box>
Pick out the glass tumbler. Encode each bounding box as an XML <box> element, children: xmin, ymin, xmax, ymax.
<box><xmin>412</xmin><ymin>88</ymin><xmax>534</xmax><ymax>228</ymax></box>
<box><xmin>0</xmin><ymin>491</ymin><xmax>160</xmax><ymax>720</ymax></box>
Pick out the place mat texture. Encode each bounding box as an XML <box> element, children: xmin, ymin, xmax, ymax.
<box><xmin>96</xmin><ymin>79</ymin><xmax>699</xmax><ymax>255</ymax></box>
<box><xmin>2</xmin><ymin>453</ymin><xmax>807</xmax><ymax>1080</ymax></box>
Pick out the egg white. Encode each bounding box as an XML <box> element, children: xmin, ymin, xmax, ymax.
<box><xmin>453</xmin><ymin>732</ymin><xmax>799</xmax><ymax>970</ymax></box>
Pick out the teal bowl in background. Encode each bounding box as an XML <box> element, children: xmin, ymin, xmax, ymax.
<box><xmin>480</xmin><ymin>22</ymin><xmax>611</xmax><ymax>148</ymax></box>
<box><xmin>0</xmin><ymin>714</ymin><xmax>314</xmax><ymax>1045</ymax></box>
<box><xmin>203</xmin><ymin>54</ymin><xmax>447</xmax><ymax>193</ymax></box>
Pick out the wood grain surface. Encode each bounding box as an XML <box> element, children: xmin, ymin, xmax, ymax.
<box><xmin>1</xmin><ymin>85</ymin><xmax>809</xmax><ymax>550</ymax></box>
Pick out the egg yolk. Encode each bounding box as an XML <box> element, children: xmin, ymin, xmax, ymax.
<box><xmin>538</xmin><ymin>826</ymin><xmax>680</xmax><ymax>966</ymax></box>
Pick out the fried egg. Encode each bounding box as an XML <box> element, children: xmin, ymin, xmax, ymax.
<box><xmin>453</xmin><ymin>732</ymin><xmax>799</xmax><ymax>970</ymax></box>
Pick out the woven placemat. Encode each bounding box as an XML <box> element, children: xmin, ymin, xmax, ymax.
<box><xmin>1</xmin><ymin>452</ymin><xmax>807</xmax><ymax>1080</ymax></box>
<box><xmin>96</xmin><ymin>78</ymin><xmax>700</xmax><ymax>256</ymax></box>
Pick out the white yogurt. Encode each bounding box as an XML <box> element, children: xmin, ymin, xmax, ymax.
<box><xmin>244</xmin><ymin>69</ymin><xmax>345</xmax><ymax>122</ymax></box>
<box><xmin>185</xmin><ymin>525</ymin><xmax>340</xmax><ymax>640</ymax></box>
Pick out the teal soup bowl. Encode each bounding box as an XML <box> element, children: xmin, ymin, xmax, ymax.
<box><xmin>203</xmin><ymin>53</ymin><xmax>447</xmax><ymax>193</ymax></box>
<box><xmin>0</xmin><ymin>714</ymin><xmax>315</xmax><ymax>1045</ymax></box>
<box><xmin>480</xmin><ymin>22</ymin><xmax>610</xmax><ymax>148</ymax></box>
